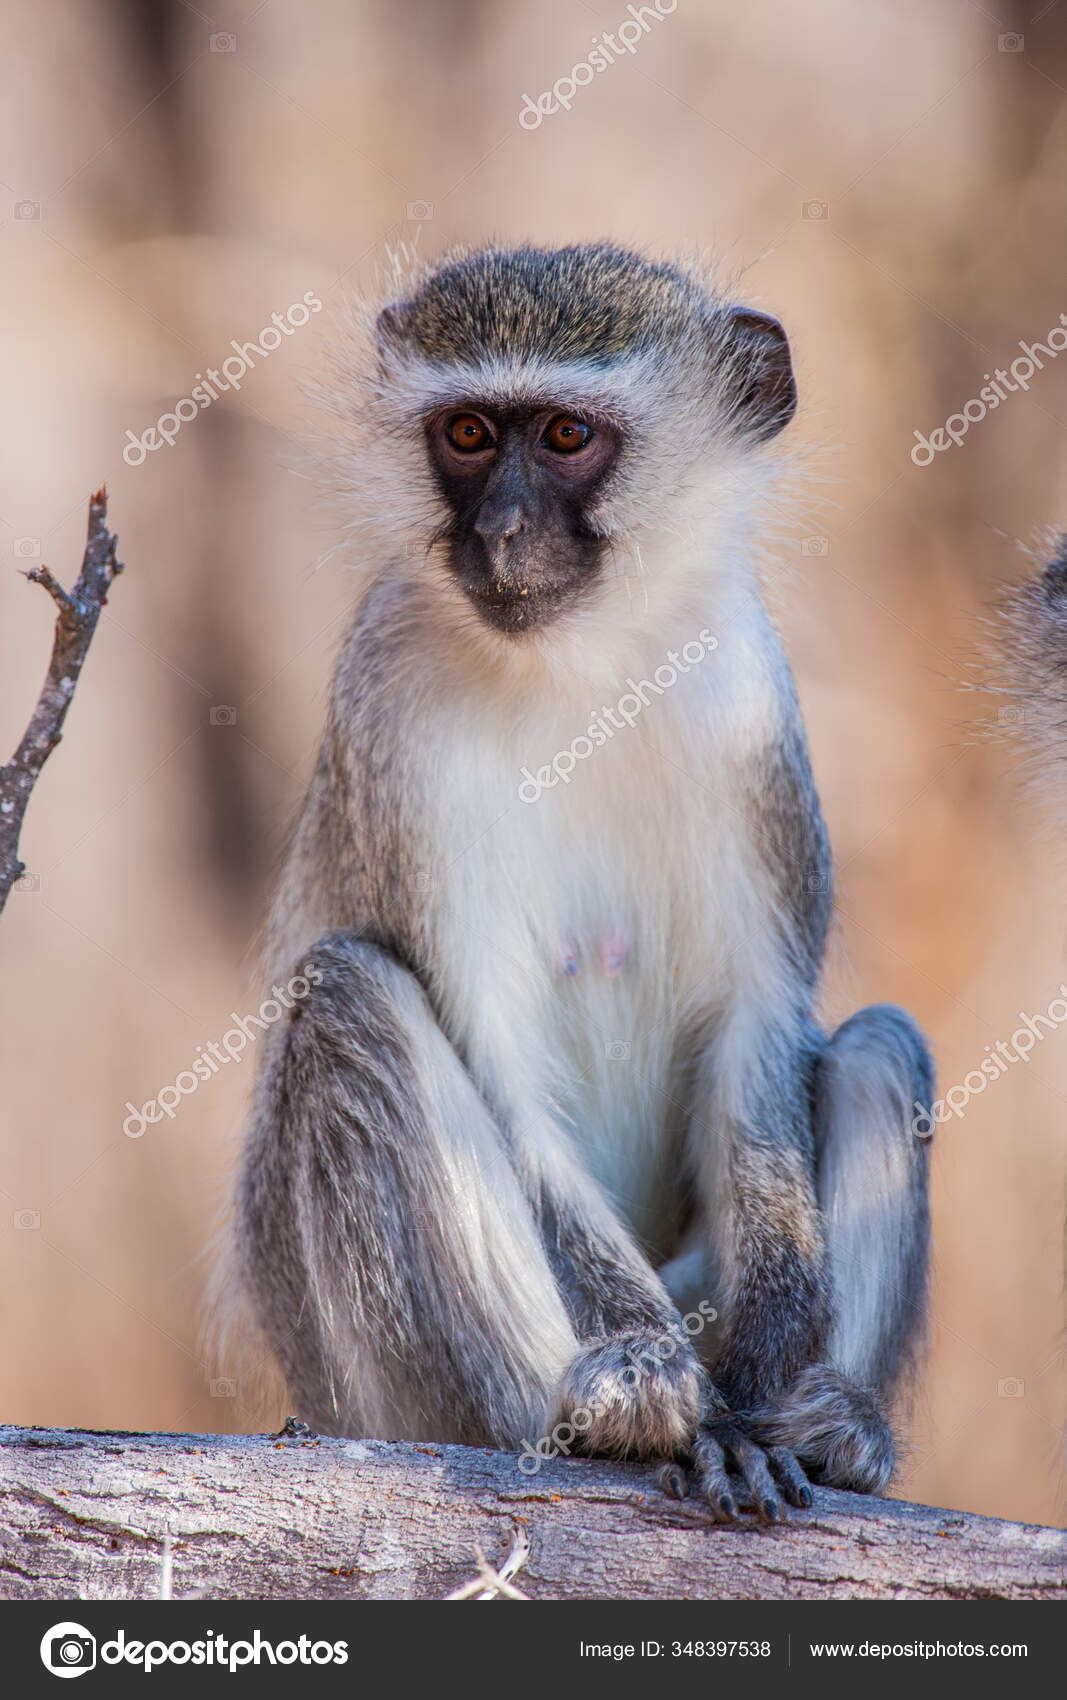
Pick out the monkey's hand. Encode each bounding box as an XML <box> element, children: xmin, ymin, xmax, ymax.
<box><xmin>557</xmin><ymin>1337</ymin><xmax>813</xmax><ymax>1521</ymax></box>
<box><xmin>661</xmin><ymin>1409</ymin><xmax>813</xmax><ymax>1524</ymax></box>
<box><xmin>555</xmin><ymin>1329</ymin><xmax>704</xmax><ymax>1461</ymax></box>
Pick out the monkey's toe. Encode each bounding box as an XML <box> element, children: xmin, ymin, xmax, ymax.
<box><xmin>659</xmin><ymin>1460</ymin><xmax>690</xmax><ymax>1500</ymax></box>
<box><xmin>766</xmin><ymin>1445</ymin><xmax>814</xmax><ymax>1508</ymax></box>
<box><xmin>690</xmin><ymin>1425</ymin><xmax>741</xmax><ymax>1522</ymax></box>
<box><xmin>556</xmin><ymin>1330</ymin><xmax>703</xmax><ymax>1460</ymax></box>
<box><xmin>684</xmin><ymin>1420</ymin><xmax>813</xmax><ymax>1524</ymax></box>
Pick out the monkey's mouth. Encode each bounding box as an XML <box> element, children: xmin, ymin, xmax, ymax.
<box><xmin>457</xmin><ymin>575</ymin><xmax>576</xmax><ymax>635</ymax></box>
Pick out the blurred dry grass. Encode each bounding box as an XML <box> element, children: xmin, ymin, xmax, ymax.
<box><xmin>1</xmin><ymin>0</ymin><xmax>1064</xmax><ymax>1525</ymax></box>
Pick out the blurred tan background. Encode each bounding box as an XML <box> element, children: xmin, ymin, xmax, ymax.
<box><xmin>1</xmin><ymin>0</ymin><xmax>1065</xmax><ymax>1527</ymax></box>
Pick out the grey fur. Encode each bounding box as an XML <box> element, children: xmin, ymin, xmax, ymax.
<box><xmin>229</xmin><ymin>242</ymin><xmax>935</xmax><ymax>1518</ymax></box>
<box><xmin>1001</xmin><ymin>537</ymin><xmax>1067</xmax><ymax>799</ymax></box>
<box><xmin>752</xmin><ymin>1366</ymin><xmax>896</xmax><ymax>1495</ymax></box>
<box><xmin>814</xmin><ymin>1004</ymin><xmax>933</xmax><ymax>1399</ymax></box>
<box><xmin>380</xmin><ymin>242</ymin><xmax>718</xmax><ymax>365</ymax></box>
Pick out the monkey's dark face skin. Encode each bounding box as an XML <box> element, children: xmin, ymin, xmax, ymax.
<box><xmin>425</xmin><ymin>405</ymin><xmax>621</xmax><ymax>634</ymax></box>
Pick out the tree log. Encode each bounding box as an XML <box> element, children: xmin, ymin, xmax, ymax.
<box><xmin>0</xmin><ymin>1426</ymin><xmax>1063</xmax><ymax>1601</ymax></box>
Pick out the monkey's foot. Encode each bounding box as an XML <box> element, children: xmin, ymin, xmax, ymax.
<box><xmin>556</xmin><ymin>1330</ymin><xmax>703</xmax><ymax>1459</ymax></box>
<box><xmin>661</xmin><ymin>1417</ymin><xmax>813</xmax><ymax>1524</ymax></box>
<box><xmin>749</xmin><ymin>1365</ymin><xmax>895</xmax><ymax>1495</ymax></box>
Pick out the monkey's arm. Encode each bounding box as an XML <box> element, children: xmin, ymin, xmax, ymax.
<box><xmin>525</xmin><ymin>1147</ymin><xmax>706</xmax><ymax>1461</ymax></box>
<box><xmin>688</xmin><ymin>703</ymin><xmax>833</xmax><ymax>1411</ymax></box>
<box><xmin>667</xmin><ymin>1012</ymin><xmax>827</xmax><ymax>1518</ymax></box>
<box><xmin>693</xmin><ymin>1016</ymin><xmax>828</xmax><ymax>1411</ymax></box>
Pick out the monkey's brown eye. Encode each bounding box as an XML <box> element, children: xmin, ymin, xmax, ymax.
<box><xmin>543</xmin><ymin>416</ymin><xmax>593</xmax><ymax>453</ymax></box>
<box><xmin>446</xmin><ymin>413</ymin><xmax>493</xmax><ymax>453</ymax></box>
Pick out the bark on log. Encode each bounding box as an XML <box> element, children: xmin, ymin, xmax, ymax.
<box><xmin>0</xmin><ymin>1426</ymin><xmax>1063</xmax><ymax>1602</ymax></box>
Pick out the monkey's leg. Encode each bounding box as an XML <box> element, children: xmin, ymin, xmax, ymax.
<box><xmin>751</xmin><ymin>1004</ymin><xmax>933</xmax><ymax>1494</ymax></box>
<box><xmin>678</xmin><ymin>1013</ymin><xmax>831</xmax><ymax>1521</ymax></box>
<box><xmin>236</xmin><ymin>931</ymin><xmax>579</xmax><ymax>1447</ymax></box>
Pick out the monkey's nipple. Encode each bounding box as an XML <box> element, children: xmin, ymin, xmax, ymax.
<box><xmin>600</xmin><ymin>929</ymin><xmax>630</xmax><ymax>978</ymax></box>
<box><xmin>559</xmin><ymin>934</ymin><xmax>581</xmax><ymax>977</ymax></box>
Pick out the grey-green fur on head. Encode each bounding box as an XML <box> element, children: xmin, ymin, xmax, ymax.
<box><xmin>379</xmin><ymin>242</ymin><xmax>712</xmax><ymax>365</ymax></box>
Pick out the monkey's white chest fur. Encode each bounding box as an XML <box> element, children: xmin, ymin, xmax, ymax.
<box><xmin>416</xmin><ymin>625</ymin><xmax>780</xmax><ymax>1256</ymax></box>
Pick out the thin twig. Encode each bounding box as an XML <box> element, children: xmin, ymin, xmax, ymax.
<box><xmin>445</xmin><ymin>1525</ymin><xmax>531</xmax><ymax>1600</ymax></box>
<box><xmin>0</xmin><ymin>488</ymin><xmax>124</xmax><ymax>914</ymax></box>
<box><xmin>158</xmin><ymin>1534</ymin><xmax>174</xmax><ymax>1601</ymax></box>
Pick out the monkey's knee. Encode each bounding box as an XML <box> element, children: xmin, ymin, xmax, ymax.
<box><xmin>817</xmin><ymin>1003</ymin><xmax>934</xmax><ymax>1147</ymax></box>
<box><xmin>814</xmin><ymin>1004</ymin><xmax>933</xmax><ymax>1397</ymax></box>
<box><xmin>271</xmin><ymin>930</ymin><xmax>419</xmax><ymax>1055</ymax></box>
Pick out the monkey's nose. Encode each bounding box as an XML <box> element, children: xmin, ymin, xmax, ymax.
<box><xmin>474</xmin><ymin>505</ymin><xmax>525</xmax><ymax>551</ymax></box>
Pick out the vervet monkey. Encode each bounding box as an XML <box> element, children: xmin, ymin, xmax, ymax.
<box><xmin>231</xmin><ymin>243</ymin><xmax>933</xmax><ymax>1521</ymax></box>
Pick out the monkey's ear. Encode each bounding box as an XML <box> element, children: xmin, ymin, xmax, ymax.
<box><xmin>717</xmin><ymin>307</ymin><xmax>797</xmax><ymax>443</ymax></box>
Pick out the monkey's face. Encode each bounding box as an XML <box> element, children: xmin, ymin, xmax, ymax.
<box><xmin>425</xmin><ymin>405</ymin><xmax>621</xmax><ymax>635</ymax></box>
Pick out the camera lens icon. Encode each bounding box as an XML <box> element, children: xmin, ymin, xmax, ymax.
<box><xmin>55</xmin><ymin>1638</ymin><xmax>93</xmax><ymax>1669</ymax></box>
<box><xmin>40</xmin><ymin>1622</ymin><xmax>97</xmax><ymax>1678</ymax></box>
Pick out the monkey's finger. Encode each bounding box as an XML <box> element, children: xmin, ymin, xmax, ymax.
<box><xmin>766</xmin><ymin>1445</ymin><xmax>813</xmax><ymax>1509</ymax></box>
<box><xmin>692</xmin><ymin>1431</ymin><xmax>740</xmax><ymax>1522</ymax></box>
<box><xmin>726</xmin><ymin>1435</ymin><xmax>782</xmax><ymax>1523</ymax></box>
